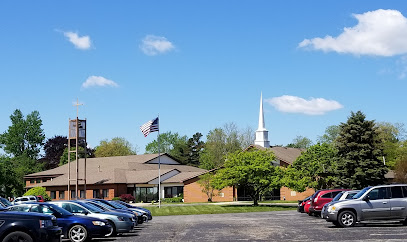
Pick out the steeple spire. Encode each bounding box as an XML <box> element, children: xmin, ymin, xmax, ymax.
<box><xmin>254</xmin><ymin>92</ymin><xmax>270</xmax><ymax>148</ymax></box>
<box><xmin>258</xmin><ymin>92</ymin><xmax>265</xmax><ymax>131</ymax></box>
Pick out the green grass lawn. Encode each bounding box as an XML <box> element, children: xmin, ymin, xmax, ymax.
<box><xmin>149</xmin><ymin>205</ymin><xmax>296</xmax><ymax>216</ymax></box>
<box><xmin>260</xmin><ymin>200</ymin><xmax>298</xmax><ymax>203</ymax></box>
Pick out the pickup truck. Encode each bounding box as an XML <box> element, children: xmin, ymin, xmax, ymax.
<box><xmin>0</xmin><ymin>211</ymin><xmax>62</xmax><ymax>242</ymax></box>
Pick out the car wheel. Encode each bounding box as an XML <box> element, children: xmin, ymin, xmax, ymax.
<box><xmin>308</xmin><ymin>212</ymin><xmax>314</xmax><ymax>216</ymax></box>
<box><xmin>402</xmin><ymin>218</ymin><xmax>407</xmax><ymax>226</ymax></box>
<box><xmin>105</xmin><ymin>220</ymin><xmax>116</xmax><ymax>237</ymax></box>
<box><xmin>68</xmin><ymin>224</ymin><xmax>88</xmax><ymax>242</ymax></box>
<box><xmin>338</xmin><ymin>210</ymin><xmax>356</xmax><ymax>228</ymax></box>
<box><xmin>3</xmin><ymin>231</ymin><xmax>34</xmax><ymax>242</ymax></box>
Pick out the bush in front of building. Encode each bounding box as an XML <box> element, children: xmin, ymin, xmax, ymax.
<box><xmin>23</xmin><ymin>187</ymin><xmax>52</xmax><ymax>201</ymax></box>
<box><xmin>112</xmin><ymin>197</ymin><xmax>120</xmax><ymax>201</ymax></box>
<box><xmin>119</xmin><ymin>194</ymin><xmax>135</xmax><ymax>202</ymax></box>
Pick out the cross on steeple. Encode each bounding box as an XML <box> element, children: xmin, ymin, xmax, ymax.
<box><xmin>73</xmin><ymin>98</ymin><xmax>83</xmax><ymax>118</ymax></box>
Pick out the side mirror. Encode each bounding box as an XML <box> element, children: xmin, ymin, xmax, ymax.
<box><xmin>81</xmin><ymin>211</ymin><xmax>89</xmax><ymax>215</ymax></box>
<box><xmin>363</xmin><ymin>195</ymin><xmax>370</xmax><ymax>201</ymax></box>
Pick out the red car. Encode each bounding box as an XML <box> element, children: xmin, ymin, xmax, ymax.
<box><xmin>36</xmin><ymin>195</ymin><xmax>45</xmax><ymax>202</ymax></box>
<box><xmin>308</xmin><ymin>189</ymin><xmax>349</xmax><ymax>216</ymax></box>
<box><xmin>304</xmin><ymin>200</ymin><xmax>311</xmax><ymax>214</ymax></box>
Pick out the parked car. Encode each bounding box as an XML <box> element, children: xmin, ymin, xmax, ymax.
<box><xmin>321</xmin><ymin>190</ymin><xmax>360</xmax><ymax>219</ymax></box>
<box><xmin>325</xmin><ymin>184</ymin><xmax>407</xmax><ymax>227</ymax></box>
<box><xmin>36</xmin><ymin>195</ymin><xmax>45</xmax><ymax>202</ymax></box>
<box><xmin>0</xmin><ymin>197</ymin><xmax>12</xmax><ymax>208</ymax></box>
<box><xmin>8</xmin><ymin>202</ymin><xmax>112</xmax><ymax>242</ymax></box>
<box><xmin>304</xmin><ymin>200</ymin><xmax>311</xmax><ymax>214</ymax></box>
<box><xmin>50</xmin><ymin>200</ymin><xmax>134</xmax><ymax>236</ymax></box>
<box><xmin>308</xmin><ymin>189</ymin><xmax>350</xmax><ymax>216</ymax></box>
<box><xmin>13</xmin><ymin>195</ymin><xmax>38</xmax><ymax>205</ymax></box>
<box><xmin>110</xmin><ymin>200</ymin><xmax>152</xmax><ymax>221</ymax></box>
<box><xmin>0</xmin><ymin>210</ymin><xmax>62</xmax><ymax>242</ymax></box>
<box><xmin>297</xmin><ymin>196</ymin><xmax>312</xmax><ymax>213</ymax></box>
<box><xmin>83</xmin><ymin>199</ymin><xmax>142</xmax><ymax>224</ymax></box>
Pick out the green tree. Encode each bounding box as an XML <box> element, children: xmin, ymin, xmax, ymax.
<box><xmin>317</xmin><ymin>125</ymin><xmax>340</xmax><ymax>145</ymax></box>
<box><xmin>184</xmin><ymin>132</ymin><xmax>205</xmax><ymax>166</ymax></box>
<box><xmin>335</xmin><ymin>111</ymin><xmax>388</xmax><ymax>189</ymax></box>
<box><xmin>23</xmin><ymin>187</ymin><xmax>51</xmax><ymax>201</ymax></box>
<box><xmin>286</xmin><ymin>135</ymin><xmax>313</xmax><ymax>149</ymax></box>
<box><xmin>145</xmin><ymin>132</ymin><xmax>189</xmax><ymax>163</ymax></box>
<box><xmin>95</xmin><ymin>137</ymin><xmax>137</xmax><ymax>157</ymax></box>
<box><xmin>199</xmin><ymin>123</ymin><xmax>242</xmax><ymax>170</ymax></box>
<box><xmin>214</xmin><ymin>149</ymin><xmax>283</xmax><ymax>206</ymax></box>
<box><xmin>0</xmin><ymin>109</ymin><xmax>45</xmax><ymax>159</ymax></box>
<box><xmin>286</xmin><ymin>143</ymin><xmax>338</xmax><ymax>191</ymax></box>
<box><xmin>376</xmin><ymin>122</ymin><xmax>406</xmax><ymax>169</ymax></box>
<box><xmin>0</xmin><ymin>156</ymin><xmax>20</xmax><ymax>197</ymax></box>
<box><xmin>197</xmin><ymin>172</ymin><xmax>217</xmax><ymax>202</ymax></box>
<box><xmin>59</xmin><ymin>146</ymin><xmax>91</xmax><ymax>166</ymax></box>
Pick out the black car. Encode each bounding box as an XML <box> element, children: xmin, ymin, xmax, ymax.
<box><xmin>297</xmin><ymin>195</ymin><xmax>312</xmax><ymax>213</ymax></box>
<box><xmin>0</xmin><ymin>210</ymin><xmax>62</xmax><ymax>242</ymax></box>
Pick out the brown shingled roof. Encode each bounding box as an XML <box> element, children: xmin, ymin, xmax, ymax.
<box><xmin>25</xmin><ymin>154</ymin><xmax>207</xmax><ymax>188</ymax></box>
<box><xmin>246</xmin><ymin>145</ymin><xmax>304</xmax><ymax>165</ymax></box>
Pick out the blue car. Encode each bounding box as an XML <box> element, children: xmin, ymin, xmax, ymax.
<box><xmin>8</xmin><ymin>202</ymin><xmax>112</xmax><ymax>242</ymax></box>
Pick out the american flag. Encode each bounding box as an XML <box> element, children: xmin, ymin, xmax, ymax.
<box><xmin>140</xmin><ymin>117</ymin><xmax>159</xmax><ymax>137</ymax></box>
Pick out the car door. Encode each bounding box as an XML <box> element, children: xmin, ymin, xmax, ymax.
<box><xmin>389</xmin><ymin>186</ymin><xmax>406</xmax><ymax>219</ymax></box>
<box><xmin>361</xmin><ymin>187</ymin><xmax>391</xmax><ymax>220</ymax></box>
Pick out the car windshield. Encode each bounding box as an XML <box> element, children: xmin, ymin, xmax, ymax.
<box><xmin>332</xmin><ymin>192</ymin><xmax>344</xmax><ymax>202</ymax></box>
<box><xmin>48</xmin><ymin>204</ymin><xmax>72</xmax><ymax>216</ymax></box>
<box><xmin>352</xmin><ymin>187</ymin><xmax>371</xmax><ymax>199</ymax></box>
<box><xmin>78</xmin><ymin>202</ymin><xmax>104</xmax><ymax>213</ymax></box>
<box><xmin>0</xmin><ymin>198</ymin><xmax>12</xmax><ymax>207</ymax></box>
<box><xmin>108</xmin><ymin>201</ymin><xmax>127</xmax><ymax>209</ymax></box>
<box><xmin>93</xmin><ymin>201</ymin><xmax>116</xmax><ymax>210</ymax></box>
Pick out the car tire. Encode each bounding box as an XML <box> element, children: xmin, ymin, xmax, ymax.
<box><xmin>338</xmin><ymin>210</ymin><xmax>356</xmax><ymax>228</ymax></box>
<box><xmin>105</xmin><ymin>220</ymin><xmax>116</xmax><ymax>237</ymax></box>
<box><xmin>308</xmin><ymin>212</ymin><xmax>314</xmax><ymax>216</ymax></box>
<box><xmin>402</xmin><ymin>218</ymin><xmax>407</xmax><ymax>226</ymax></box>
<box><xmin>68</xmin><ymin>224</ymin><xmax>88</xmax><ymax>242</ymax></box>
<box><xmin>3</xmin><ymin>231</ymin><xmax>34</xmax><ymax>242</ymax></box>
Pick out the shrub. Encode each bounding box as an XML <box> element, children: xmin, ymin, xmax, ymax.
<box><xmin>119</xmin><ymin>194</ymin><xmax>135</xmax><ymax>202</ymax></box>
<box><xmin>23</xmin><ymin>187</ymin><xmax>52</xmax><ymax>201</ymax></box>
<box><xmin>112</xmin><ymin>197</ymin><xmax>121</xmax><ymax>201</ymax></box>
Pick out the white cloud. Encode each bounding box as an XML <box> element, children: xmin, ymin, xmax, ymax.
<box><xmin>82</xmin><ymin>76</ymin><xmax>118</xmax><ymax>88</ymax></box>
<box><xmin>299</xmin><ymin>9</ymin><xmax>407</xmax><ymax>56</ymax></box>
<box><xmin>63</xmin><ymin>31</ymin><xmax>92</xmax><ymax>50</ymax></box>
<box><xmin>265</xmin><ymin>95</ymin><xmax>343</xmax><ymax>115</ymax></box>
<box><xmin>140</xmin><ymin>35</ymin><xmax>175</xmax><ymax>56</ymax></box>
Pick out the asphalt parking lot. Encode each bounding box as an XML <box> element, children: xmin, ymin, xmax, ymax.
<box><xmin>93</xmin><ymin>210</ymin><xmax>407</xmax><ymax>241</ymax></box>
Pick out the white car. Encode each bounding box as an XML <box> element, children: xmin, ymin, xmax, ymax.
<box><xmin>13</xmin><ymin>196</ymin><xmax>38</xmax><ymax>205</ymax></box>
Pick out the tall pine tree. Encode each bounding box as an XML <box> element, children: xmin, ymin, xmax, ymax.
<box><xmin>335</xmin><ymin>111</ymin><xmax>388</xmax><ymax>189</ymax></box>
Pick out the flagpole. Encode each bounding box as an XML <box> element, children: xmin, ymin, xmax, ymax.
<box><xmin>158</xmin><ymin>114</ymin><xmax>161</xmax><ymax>208</ymax></box>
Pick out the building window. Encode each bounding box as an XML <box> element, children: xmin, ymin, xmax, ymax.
<box><xmin>30</xmin><ymin>179</ymin><xmax>35</xmax><ymax>184</ymax></box>
<box><xmin>102</xmin><ymin>189</ymin><xmax>108</xmax><ymax>198</ymax></box>
<box><xmin>50</xmin><ymin>191</ymin><xmax>56</xmax><ymax>199</ymax></box>
<box><xmin>71</xmin><ymin>190</ymin><xmax>76</xmax><ymax>199</ymax></box>
<box><xmin>164</xmin><ymin>186</ymin><xmax>183</xmax><ymax>198</ymax></box>
<box><xmin>42</xmin><ymin>178</ymin><xmax>48</xmax><ymax>182</ymax></box>
<box><xmin>36</xmin><ymin>179</ymin><xmax>41</xmax><ymax>184</ymax></box>
<box><xmin>80</xmin><ymin>190</ymin><xmax>85</xmax><ymax>199</ymax></box>
<box><xmin>93</xmin><ymin>189</ymin><xmax>100</xmax><ymax>199</ymax></box>
<box><xmin>59</xmin><ymin>191</ymin><xmax>65</xmax><ymax>199</ymax></box>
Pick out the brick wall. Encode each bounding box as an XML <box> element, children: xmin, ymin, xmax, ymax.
<box><xmin>44</xmin><ymin>184</ymin><xmax>128</xmax><ymax>201</ymax></box>
<box><xmin>280</xmin><ymin>187</ymin><xmax>314</xmax><ymax>201</ymax></box>
<box><xmin>183</xmin><ymin>177</ymin><xmax>235</xmax><ymax>203</ymax></box>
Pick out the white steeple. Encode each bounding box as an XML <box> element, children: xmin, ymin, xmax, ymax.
<box><xmin>254</xmin><ymin>92</ymin><xmax>270</xmax><ymax>148</ymax></box>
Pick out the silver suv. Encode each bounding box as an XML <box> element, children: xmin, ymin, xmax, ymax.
<box><xmin>325</xmin><ymin>184</ymin><xmax>407</xmax><ymax>227</ymax></box>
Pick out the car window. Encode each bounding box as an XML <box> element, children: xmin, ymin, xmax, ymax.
<box><xmin>10</xmin><ymin>206</ymin><xmax>30</xmax><ymax>212</ymax></box>
<box><xmin>368</xmin><ymin>187</ymin><xmax>389</xmax><ymax>200</ymax></box>
<box><xmin>321</xmin><ymin>193</ymin><xmax>331</xmax><ymax>198</ymax></box>
<box><xmin>70</xmin><ymin>204</ymin><xmax>87</xmax><ymax>213</ymax></box>
<box><xmin>62</xmin><ymin>203</ymin><xmax>72</xmax><ymax>212</ymax></box>
<box><xmin>402</xmin><ymin>186</ymin><xmax>407</xmax><ymax>198</ymax></box>
<box><xmin>391</xmin><ymin>186</ymin><xmax>403</xmax><ymax>199</ymax></box>
<box><xmin>346</xmin><ymin>193</ymin><xmax>357</xmax><ymax>199</ymax></box>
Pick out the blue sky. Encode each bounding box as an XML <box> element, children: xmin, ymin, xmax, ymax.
<box><xmin>1</xmin><ymin>1</ymin><xmax>406</xmax><ymax>153</ymax></box>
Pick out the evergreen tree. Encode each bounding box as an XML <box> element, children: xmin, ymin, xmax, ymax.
<box><xmin>335</xmin><ymin>111</ymin><xmax>387</xmax><ymax>189</ymax></box>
